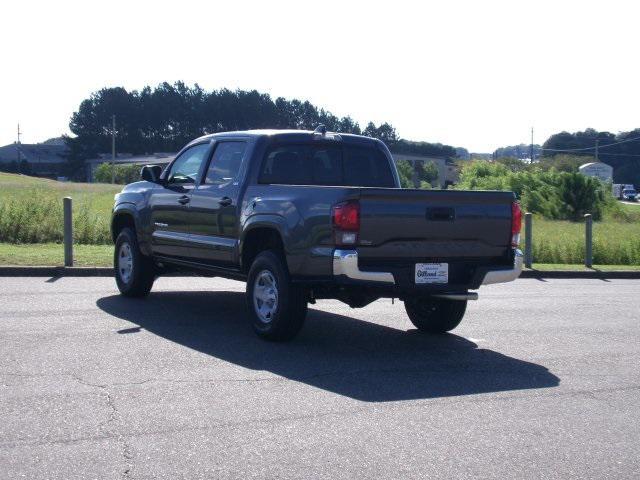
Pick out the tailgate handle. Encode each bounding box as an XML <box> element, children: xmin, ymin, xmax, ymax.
<box><xmin>427</xmin><ymin>207</ymin><xmax>455</xmax><ymax>221</ymax></box>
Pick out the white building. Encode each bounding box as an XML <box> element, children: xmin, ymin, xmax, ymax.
<box><xmin>578</xmin><ymin>162</ymin><xmax>613</xmax><ymax>182</ymax></box>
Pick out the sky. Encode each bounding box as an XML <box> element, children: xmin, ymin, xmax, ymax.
<box><xmin>1</xmin><ymin>0</ymin><xmax>639</xmax><ymax>152</ymax></box>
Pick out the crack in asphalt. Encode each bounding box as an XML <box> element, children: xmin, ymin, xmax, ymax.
<box><xmin>0</xmin><ymin>360</ymin><xmax>567</xmax><ymax>388</ymax></box>
<box><xmin>69</xmin><ymin>374</ymin><xmax>133</xmax><ymax>479</ymax></box>
<box><xmin>2</xmin><ymin>381</ymin><xmax>639</xmax><ymax>451</ymax></box>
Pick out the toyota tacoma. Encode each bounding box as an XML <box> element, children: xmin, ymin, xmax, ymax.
<box><xmin>111</xmin><ymin>127</ymin><xmax>523</xmax><ymax>341</ymax></box>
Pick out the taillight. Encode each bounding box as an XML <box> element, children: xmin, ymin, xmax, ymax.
<box><xmin>511</xmin><ymin>201</ymin><xmax>522</xmax><ymax>247</ymax></box>
<box><xmin>332</xmin><ymin>200</ymin><xmax>360</xmax><ymax>246</ymax></box>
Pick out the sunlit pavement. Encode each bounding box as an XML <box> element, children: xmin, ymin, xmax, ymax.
<box><xmin>1</xmin><ymin>277</ymin><xmax>639</xmax><ymax>479</ymax></box>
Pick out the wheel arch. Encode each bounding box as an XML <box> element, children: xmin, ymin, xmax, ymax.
<box><xmin>240</xmin><ymin>217</ymin><xmax>289</xmax><ymax>274</ymax></box>
<box><xmin>111</xmin><ymin>205</ymin><xmax>151</xmax><ymax>256</ymax></box>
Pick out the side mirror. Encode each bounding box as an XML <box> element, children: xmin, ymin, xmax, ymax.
<box><xmin>141</xmin><ymin>165</ymin><xmax>162</xmax><ymax>183</ymax></box>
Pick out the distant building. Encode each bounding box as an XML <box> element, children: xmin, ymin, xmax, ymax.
<box><xmin>0</xmin><ymin>140</ymin><xmax>68</xmax><ymax>177</ymax></box>
<box><xmin>85</xmin><ymin>153</ymin><xmax>175</xmax><ymax>182</ymax></box>
<box><xmin>391</xmin><ymin>153</ymin><xmax>459</xmax><ymax>188</ymax></box>
<box><xmin>578</xmin><ymin>162</ymin><xmax>613</xmax><ymax>182</ymax></box>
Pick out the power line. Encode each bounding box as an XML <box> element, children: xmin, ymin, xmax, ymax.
<box><xmin>541</xmin><ymin>134</ymin><xmax>640</xmax><ymax>152</ymax></box>
<box><xmin>592</xmin><ymin>152</ymin><xmax>640</xmax><ymax>157</ymax></box>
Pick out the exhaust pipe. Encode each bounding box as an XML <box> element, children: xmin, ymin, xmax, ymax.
<box><xmin>432</xmin><ymin>292</ymin><xmax>478</xmax><ymax>301</ymax></box>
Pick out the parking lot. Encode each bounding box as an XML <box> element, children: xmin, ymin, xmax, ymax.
<box><xmin>1</xmin><ymin>276</ymin><xmax>639</xmax><ymax>479</ymax></box>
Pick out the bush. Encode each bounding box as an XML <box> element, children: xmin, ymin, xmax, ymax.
<box><xmin>395</xmin><ymin>159</ymin><xmax>439</xmax><ymax>189</ymax></box>
<box><xmin>94</xmin><ymin>163</ymin><xmax>142</xmax><ymax>184</ymax></box>
<box><xmin>455</xmin><ymin>161</ymin><xmax>617</xmax><ymax>221</ymax></box>
<box><xmin>396</xmin><ymin>160</ymin><xmax>414</xmax><ymax>188</ymax></box>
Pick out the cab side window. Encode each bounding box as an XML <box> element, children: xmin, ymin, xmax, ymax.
<box><xmin>204</xmin><ymin>142</ymin><xmax>247</xmax><ymax>185</ymax></box>
<box><xmin>167</xmin><ymin>143</ymin><xmax>210</xmax><ymax>184</ymax></box>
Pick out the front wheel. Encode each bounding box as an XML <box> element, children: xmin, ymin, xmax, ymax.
<box><xmin>114</xmin><ymin>227</ymin><xmax>155</xmax><ymax>297</ymax></box>
<box><xmin>404</xmin><ymin>297</ymin><xmax>467</xmax><ymax>334</ymax></box>
<box><xmin>246</xmin><ymin>250</ymin><xmax>307</xmax><ymax>341</ymax></box>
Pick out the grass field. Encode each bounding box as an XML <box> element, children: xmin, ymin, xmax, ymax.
<box><xmin>0</xmin><ymin>243</ymin><xmax>112</xmax><ymax>266</ymax></box>
<box><xmin>2</xmin><ymin>242</ymin><xmax>639</xmax><ymax>271</ymax></box>
<box><xmin>0</xmin><ymin>172</ymin><xmax>120</xmax><ymax>244</ymax></box>
<box><xmin>3</xmin><ymin>242</ymin><xmax>639</xmax><ymax>272</ymax></box>
<box><xmin>525</xmin><ymin>216</ymin><xmax>640</xmax><ymax>265</ymax></box>
<box><xmin>0</xmin><ymin>172</ymin><xmax>639</xmax><ymax>266</ymax></box>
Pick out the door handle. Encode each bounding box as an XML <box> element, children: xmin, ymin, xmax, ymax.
<box><xmin>178</xmin><ymin>195</ymin><xmax>190</xmax><ymax>205</ymax></box>
<box><xmin>219</xmin><ymin>196</ymin><xmax>233</xmax><ymax>207</ymax></box>
<box><xmin>427</xmin><ymin>207</ymin><xmax>455</xmax><ymax>221</ymax></box>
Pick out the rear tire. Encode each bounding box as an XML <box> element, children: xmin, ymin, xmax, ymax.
<box><xmin>114</xmin><ymin>227</ymin><xmax>155</xmax><ymax>297</ymax></box>
<box><xmin>404</xmin><ymin>297</ymin><xmax>467</xmax><ymax>334</ymax></box>
<box><xmin>246</xmin><ymin>250</ymin><xmax>307</xmax><ymax>341</ymax></box>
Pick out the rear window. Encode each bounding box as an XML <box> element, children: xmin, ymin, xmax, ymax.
<box><xmin>258</xmin><ymin>144</ymin><xmax>395</xmax><ymax>187</ymax></box>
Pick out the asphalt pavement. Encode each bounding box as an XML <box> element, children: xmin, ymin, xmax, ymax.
<box><xmin>1</xmin><ymin>276</ymin><xmax>639</xmax><ymax>479</ymax></box>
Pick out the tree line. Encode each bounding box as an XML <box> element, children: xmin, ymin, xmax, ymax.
<box><xmin>542</xmin><ymin>128</ymin><xmax>640</xmax><ymax>185</ymax></box>
<box><xmin>493</xmin><ymin>129</ymin><xmax>640</xmax><ymax>185</ymax></box>
<box><xmin>65</xmin><ymin>82</ymin><xmax>457</xmax><ymax>177</ymax></box>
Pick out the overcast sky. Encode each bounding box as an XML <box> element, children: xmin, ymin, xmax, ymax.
<box><xmin>1</xmin><ymin>0</ymin><xmax>638</xmax><ymax>152</ymax></box>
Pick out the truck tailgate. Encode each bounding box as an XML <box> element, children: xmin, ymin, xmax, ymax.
<box><xmin>356</xmin><ymin>189</ymin><xmax>514</xmax><ymax>262</ymax></box>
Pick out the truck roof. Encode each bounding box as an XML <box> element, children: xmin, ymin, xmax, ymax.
<box><xmin>186</xmin><ymin>129</ymin><xmax>384</xmax><ymax>148</ymax></box>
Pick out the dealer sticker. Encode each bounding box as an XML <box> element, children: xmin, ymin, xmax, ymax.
<box><xmin>415</xmin><ymin>263</ymin><xmax>449</xmax><ymax>284</ymax></box>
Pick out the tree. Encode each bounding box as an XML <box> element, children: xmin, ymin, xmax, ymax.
<box><xmin>541</xmin><ymin>128</ymin><xmax>640</xmax><ymax>185</ymax></box>
<box><xmin>65</xmin><ymin>83</ymin><xmax>459</xmax><ymax>180</ymax></box>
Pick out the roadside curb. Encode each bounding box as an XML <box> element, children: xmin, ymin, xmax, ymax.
<box><xmin>0</xmin><ymin>266</ymin><xmax>114</xmax><ymax>277</ymax></box>
<box><xmin>0</xmin><ymin>266</ymin><xmax>639</xmax><ymax>279</ymax></box>
<box><xmin>520</xmin><ymin>270</ymin><xmax>640</xmax><ymax>279</ymax></box>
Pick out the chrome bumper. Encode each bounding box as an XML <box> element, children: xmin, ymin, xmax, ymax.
<box><xmin>481</xmin><ymin>249</ymin><xmax>524</xmax><ymax>285</ymax></box>
<box><xmin>333</xmin><ymin>249</ymin><xmax>395</xmax><ymax>284</ymax></box>
<box><xmin>332</xmin><ymin>248</ymin><xmax>523</xmax><ymax>287</ymax></box>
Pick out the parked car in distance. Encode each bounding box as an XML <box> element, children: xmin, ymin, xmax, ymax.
<box><xmin>613</xmin><ymin>183</ymin><xmax>637</xmax><ymax>201</ymax></box>
<box><xmin>623</xmin><ymin>187</ymin><xmax>637</xmax><ymax>202</ymax></box>
<box><xmin>111</xmin><ymin>127</ymin><xmax>523</xmax><ymax>341</ymax></box>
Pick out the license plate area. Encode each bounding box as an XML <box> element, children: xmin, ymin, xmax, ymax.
<box><xmin>415</xmin><ymin>263</ymin><xmax>449</xmax><ymax>284</ymax></box>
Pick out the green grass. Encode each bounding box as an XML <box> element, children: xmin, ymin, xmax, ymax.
<box><xmin>621</xmin><ymin>202</ymin><xmax>640</xmax><ymax>213</ymax></box>
<box><xmin>3</xmin><ymin>242</ymin><xmax>639</xmax><ymax>271</ymax></box>
<box><xmin>0</xmin><ymin>243</ymin><xmax>112</xmax><ymax>267</ymax></box>
<box><xmin>0</xmin><ymin>172</ymin><xmax>639</xmax><ymax>266</ymax></box>
<box><xmin>529</xmin><ymin>263</ymin><xmax>640</xmax><ymax>271</ymax></box>
<box><xmin>524</xmin><ymin>217</ymin><xmax>640</xmax><ymax>265</ymax></box>
<box><xmin>0</xmin><ymin>172</ymin><xmax>120</xmax><ymax>244</ymax></box>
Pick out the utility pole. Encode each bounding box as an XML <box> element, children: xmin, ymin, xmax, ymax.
<box><xmin>16</xmin><ymin>123</ymin><xmax>22</xmax><ymax>172</ymax></box>
<box><xmin>595</xmin><ymin>139</ymin><xmax>599</xmax><ymax>162</ymax></box>
<box><xmin>530</xmin><ymin>127</ymin><xmax>534</xmax><ymax>163</ymax></box>
<box><xmin>111</xmin><ymin>115</ymin><xmax>116</xmax><ymax>184</ymax></box>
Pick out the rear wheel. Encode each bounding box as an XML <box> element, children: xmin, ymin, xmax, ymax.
<box><xmin>246</xmin><ymin>250</ymin><xmax>307</xmax><ymax>341</ymax></box>
<box><xmin>404</xmin><ymin>297</ymin><xmax>467</xmax><ymax>334</ymax></box>
<box><xmin>114</xmin><ymin>227</ymin><xmax>155</xmax><ymax>297</ymax></box>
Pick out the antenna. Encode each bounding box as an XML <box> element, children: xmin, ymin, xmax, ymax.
<box><xmin>111</xmin><ymin>115</ymin><xmax>116</xmax><ymax>184</ymax></box>
<box><xmin>17</xmin><ymin>123</ymin><xmax>21</xmax><ymax>144</ymax></box>
<box><xmin>530</xmin><ymin>127</ymin><xmax>534</xmax><ymax>162</ymax></box>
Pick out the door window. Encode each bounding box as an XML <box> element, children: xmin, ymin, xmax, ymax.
<box><xmin>204</xmin><ymin>142</ymin><xmax>247</xmax><ymax>185</ymax></box>
<box><xmin>167</xmin><ymin>143</ymin><xmax>210</xmax><ymax>184</ymax></box>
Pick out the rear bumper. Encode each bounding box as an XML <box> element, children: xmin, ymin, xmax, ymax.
<box><xmin>332</xmin><ymin>249</ymin><xmax>395</xmax><ymax>283</ymax></box>
<box><xmin>481</xmin><ymin>249</ymin><xmax>523</xmax><ymax>285</ymax></box>
<box><xmin>332</xmin><ymin>248</ymin><xmax>523</xmax><ymax>287</ymax></box>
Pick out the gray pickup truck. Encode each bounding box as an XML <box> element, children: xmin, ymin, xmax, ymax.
<box><xmin>111</xmin><ymin>126</ymin><xmax>523</xmax><ymax>341</ymax></box>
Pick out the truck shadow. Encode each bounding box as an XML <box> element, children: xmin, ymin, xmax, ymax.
<box><xmin>96</xmin><ymin>291</ymin><xmax>559</xmax><ymax>402</ymax></box>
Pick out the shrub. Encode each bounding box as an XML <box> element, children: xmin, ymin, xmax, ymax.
<box><xmin>456</xmin><ymin>161</ymin><xmax>616</xmax><ymax>221</ymax></box>
<box><xmin>94</xmin><ymin>163</ymin><xmax>142</xmax><ymax>184</ymax></box>
<box><xmin>395</xmin><ymin>159</ymin><xmax>438</xmax><ymax>189</ymax></box>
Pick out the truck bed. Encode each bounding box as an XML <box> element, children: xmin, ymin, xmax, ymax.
<box><xmin>354</xmin><ymin>188</ymin><xmax>515</xmax><ymax>289</ymax></box>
